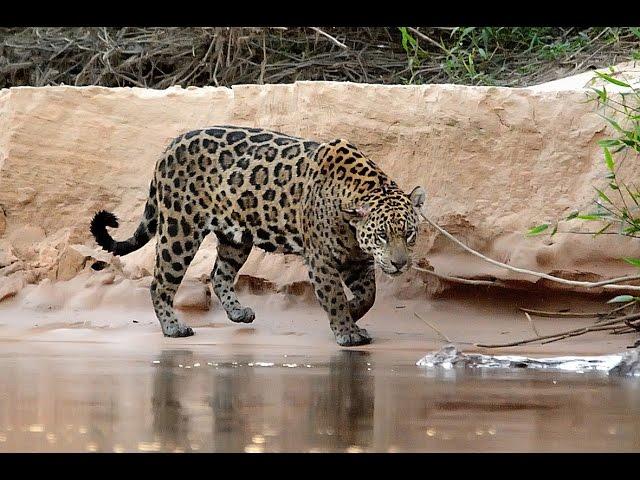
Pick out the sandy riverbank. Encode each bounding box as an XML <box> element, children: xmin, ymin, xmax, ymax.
<box><xmin>2</xmin><ymin>63</ymin><xmax>640</xmax><ymax>355</ymax></box>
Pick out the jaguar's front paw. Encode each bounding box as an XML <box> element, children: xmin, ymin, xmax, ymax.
<box><xmin>228</xmin><ymin>307</ymin><xmax>256</xmax><ymax>324</ymax></box>
<box><xmin>335</xmin><ymin>327</ymin><xmax>372</xmax><ymax>347</ymax></box>
<box><xmin>163</xmin><ymin>322</ymin><xmax>195</xmax><ymax>338</ymax></box>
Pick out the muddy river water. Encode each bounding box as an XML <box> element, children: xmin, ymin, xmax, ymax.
<box><xmin>0</xmin><ymin>342</ymin><xmax>638</xmax><ymax>452</ymax></box>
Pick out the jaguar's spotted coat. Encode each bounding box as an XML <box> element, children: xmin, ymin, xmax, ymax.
<box><xmin>91</xmin><ymin>126</ymin><xmax>425</xmax><ymax>346</ymax></box>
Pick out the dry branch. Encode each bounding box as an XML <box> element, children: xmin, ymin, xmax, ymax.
<box><xmin>309</xmin><ymin>28</ymin><xmax>348</xmax><ymax>50</ymax></box>
<box><xmin>476</xmin><ymin>312</ymin><xmax>640</xmax><ymax>348</ymax></box>
<box><xmin>411</xmin><ymin>264</ymin><xmax>503</xmax><ymax>286</ymax></box>
<box><xmin>419</xmin><ymin>210</ymin><xmax>640</xmax><ymax>293</ymax></box>
<box><xmin>519</xmin><ymin>304</ymin><xmax>633</xmax><ymax>318</ymax></box>
<box><xmin>414</xmin><ymin>312</ymin><xmax>451</xmax><ymax>342</ymax></box>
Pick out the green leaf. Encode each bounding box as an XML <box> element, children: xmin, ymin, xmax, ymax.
<box><xmin>594</xmin><ymin>222</ymin><xmax>612</xmax><ymax>236</ymax></box>
<box><xmin>623</xmin><ymin>257</ymin><xmax>640</xmax><ymax>268</ymax></box>
<box><xmin>461</xmin><ymin>27</ymin><xmax>475</xmax><ymax>39</ymax></box>
<box><xmin>598</xmin><ymin>139</ymin><xmax>621</xmax><ymax>148</ymax></box>
<box><xmin>577</xmin><ymin>214</ymin><xmax>608</xmax><ymax>221</ymax></box>
<box><xmin>399</xmin><ymin>27</ymin><xmax>409</xmax><ymax>51</ymax></box>
<box><xmin>613</xmin><ymin>144</ymin><xmax>628</xmax><ymax>154</ymax></box>
<box><xmin>599</xmin><ymin>114</ymin><xmax>624</xmax><ymax>133</ymax></box>
<box><xmin>398</xmin><ymin>27</ymin><xmax>417</xmax><ymax>52</ymax></box>
<box><xmin>527</xmin><ymin>224</ymin><xmax>549</xmax><ymax>236</ymax></box>
<box><xmin>592</xmin><ymin>87</ymin><xmax>608</xmax><ymax>103</ymax></box>
<box><xmin>565</xmin><ymin>211</ymin><xmax>580</xmax><ymax>220</ymax></box>
<box><xmin>623</xmin><ymin>183</ymin><xmax>640</xmax><ymax>207</ymax></box>
<box><xmin>550</xmin><ymin>224</ymin><xmax>558</xmax><ymax>236</ymax></box>
<box><xmin>596</xmin><ymin>71</ymin><xmax>631</xmax><ymax>88</ymax></box>
<box><xmin>595</xmin><ymin>187</ymin><xmax>612</xmax><ymax>204</ymax></box>
<box><xmin>604</xmin><ymin>147</ymin><xmax>615</xmax><ymax>171</ymax></box>
<box><xmin>606</xmin><ymin>295</ymin><xmax>636</xmax><ymax>304</ymax></box>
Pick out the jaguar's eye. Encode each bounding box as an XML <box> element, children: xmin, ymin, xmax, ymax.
<box><xmin>378</xmin><ymin>231</ymin><xmax>388</xmax><ymax>242</ymax></box>
<box><xmin>406</xmin><ymin>230</ymin><xmax>416</xmax><ymax>243</ymax></box>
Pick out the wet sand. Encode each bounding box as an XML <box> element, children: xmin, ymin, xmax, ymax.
<box><xmin>1</xmin><ymin>282</ymin><xmax>639</xmax><ymax>452</ymax></box>
<box><xmin>1</xmin><ymin>277</ymin><xmax>638</xmax><ymax>356</ymax></box>
<box><xmin>0</xmin><ymin>343</ymin><xmax>638</xmax><ymax>453</ymax></box>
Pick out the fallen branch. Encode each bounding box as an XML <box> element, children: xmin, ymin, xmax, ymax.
<box><xmin>519</xmin><ymin>302</ymin><xmax>633</xmax><ymax>318</ymax></box>
<box><xmin>419</xmin><ymin>209</ymin><xmax>640</xmax><ymax>292</ymax></box>
<box><xmin>476</xmin><ymin>312</ymin><xmax>640</xmax><ymax>348</ymax></box>
<box><xmin>520</xmin><ymin>307</ymin><xmax>605</xmax><ymax>318</ymax></box>
<box><xmin>411</xmin><ymin>264</ymin><xmax>503</xmax><ymax>286</ymax></box>
<box><xmin>3</xmin><ymin>27</ymin><xmax>637</xmax><ymax>90</ymax></box>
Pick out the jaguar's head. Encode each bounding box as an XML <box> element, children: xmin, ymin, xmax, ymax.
<box><xmin>343</xmin><ymin>186</ymin><xmax>426</xmax><ymax>276</ymax></box>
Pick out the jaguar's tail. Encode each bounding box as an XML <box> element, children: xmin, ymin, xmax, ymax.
<box><xmin>90</xmin><ymin>179</ymin><xmax>158</xmax><ymax>256</ymax></box>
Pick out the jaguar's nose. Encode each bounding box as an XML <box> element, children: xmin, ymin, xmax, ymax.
<box><xmin>391</xmin><ymin>259</ymin><xmax>407</xmax><ymax>271</ymax></box>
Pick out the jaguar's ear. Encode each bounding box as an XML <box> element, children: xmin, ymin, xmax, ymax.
<box><xmin>409</xmin><ymin>186</ymin><xmax>426</xmax><ymax>210</ymax></box>
<box><xmin>341</xmin><ymin>202</ymin><xmax>372</xmax><ymax>222</ymax></box>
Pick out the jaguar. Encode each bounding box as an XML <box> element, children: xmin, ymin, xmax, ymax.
<box><xmin>90</xmin><ymin>126</ymin><xmax>425</xmax><ymax>346</ymax></box>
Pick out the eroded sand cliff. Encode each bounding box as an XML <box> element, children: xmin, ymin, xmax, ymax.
<box><xmin>1</xmin><ymin>63</ymin><xmax>640</xmax><ymax>351</ymax></box>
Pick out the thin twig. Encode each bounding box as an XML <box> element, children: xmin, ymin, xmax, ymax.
<box><xmin>519</xmin><ymin>305</ymin><xmax>631</xmax><ymax>318</ymax></box>
<box><xmin>411</xmin><ymin>265</ymin><xmax>502</xmax><ymax>286</ymax></box>
<box><xmin>524</xmin><ymin>311</ymin><xmax>541</xmax><ymax>337</ymax></box>
<box><xmin>611</xmin><ymin>327</ymin><xmax>640</xmax><ymax>335</ymax></box>
<box><xmin>595</xmin><ymin>301</ymin><xmax>638</xmax><ymax>322</ymax></box>
<box><xmin>414</xmin><ymin>312</ymin><xmax>451</xmax><ymax>343</ymax></box>
<box><xmin>309</xmin><ymin>27</ymin><xmax>348</xmax><ymax>50</ymax></box>
<box><xmin>407</xmin><ymin>27</ymin><xmax>448</xmax><ymax>53</ymax></box>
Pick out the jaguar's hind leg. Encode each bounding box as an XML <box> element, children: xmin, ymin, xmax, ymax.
<box><xmin>211</xmin><ymin>238</ymin><xmax>254</xmax><ymax>324</ymax></box>
<box><xmin>150</xmin><ymin>217</ymin><xmax>203</xmax><ymax>337</ymax></box>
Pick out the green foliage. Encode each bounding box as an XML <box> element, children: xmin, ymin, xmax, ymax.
<box><xmin>397</xmin><ymin>27</ymin><xmax>640</xmax><ymax>86</ymax></box>
<box><xmin>585</xmin><ymin>69</ymin><xmax>640</xmax><ymax>241</ymax></box>
<box><xmin>607</xmin><ymin>295</ymin><xmax>638</xmax><ymax>303</ymax></box>
<box><xmin>528</xmin><ymin>64</ymin><xmax>640</xmax><ymax>277</ymax></box>
<box><xmin>397</xmin><ymin>28</ymin><xmax>430</xmax><ymax>84</ymax></box>
<box><xmin>526</xmin><ymin>224</ymin><xmax>549</xmax><ymax>236</ymax></box>
<box><xmin>623</xmin><ymin>258</ymin><xmax>640</xmax><ymax>268</ymax></box>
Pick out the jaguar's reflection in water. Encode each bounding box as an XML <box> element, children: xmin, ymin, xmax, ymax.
<box><xmin>310</xmin><ymin>351</ymin><xmax>374</xmax><ymax>450</ymax></box>
<box><xmin>149</xmin><ymin>350</ymin><xmax>375</xmax><ymax>452</ymax></box>
<box><xmin>151</xmin><ymin>350</ymin><xmax>193</xmax><ymax>452</ymax></box>
<box><xmin>1</xmin><ymin>346</ymin><xmax>639</xmax><ymax>452</ymax></box>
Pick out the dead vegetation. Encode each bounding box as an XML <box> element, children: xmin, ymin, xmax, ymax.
<box><xmin>0</xmin><ymin>27</ymin><xmax>638</xmax><ymax>89</ymax></box>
